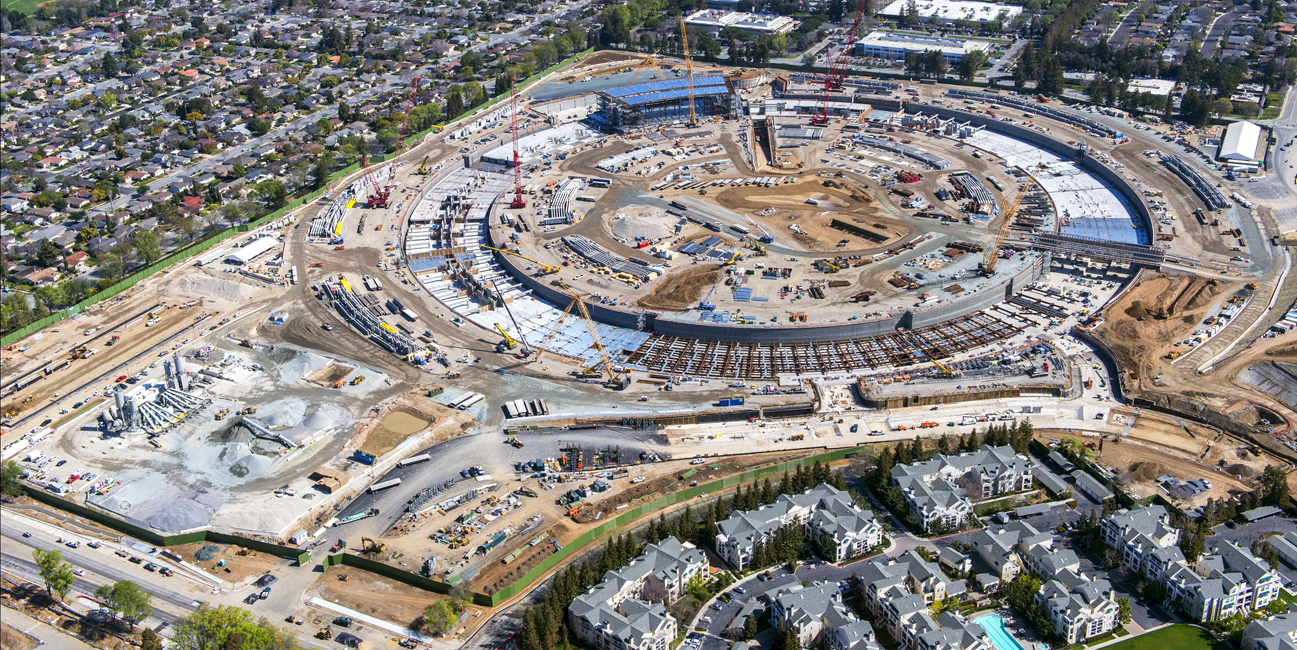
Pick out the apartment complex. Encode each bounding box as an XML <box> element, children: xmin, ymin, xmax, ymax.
<box><xmin>569</xmin><ymin>537</ymin><xmax>709</xmax><ymax>650</ymax></box>
<box><xmin>1102</xmin><ymin>506</ymin><xmax>1281</xmax><ymax>622</ymax></box>
<box><xmin>859</xmin><ymin>551</ymin><xmax>978</xmax><ymax>650</ymax></box>
<box><xmin>890</xmin><ymin>445</ymin><xmax>1034</xmax><ymax>532</ymax></box>
<box><xmin>1242</xmin><ymin>611</ymin><xmax>1297</xmax><ymax>650</ymax></box>
<box><xmin>769</xmin><ymin>581</ymin><xmax>881</xmax><ymax>650</ymax></box>
<box><xmin>715</xmin><ymin>484</ymin><xmax>883</xmax><ymax>569</ymax></box>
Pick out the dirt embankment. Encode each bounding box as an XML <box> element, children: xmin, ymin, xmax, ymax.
<box><xmin>1091</xmin><ymin>273</ymin><xmax>1232</xmax><ymax>393</ymax></box>
<box><xmin>637</xmin><ymin>264</ymin><xmax>723</xmax><ymax>312</ymax></box>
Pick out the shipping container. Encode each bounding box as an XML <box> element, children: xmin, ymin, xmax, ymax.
<box><xmin>398</xmin><ymin>454</ymin><xmax>431</xmax><ymax>467</ymax></box>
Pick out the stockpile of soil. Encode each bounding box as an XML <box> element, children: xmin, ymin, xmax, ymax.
<box><xmin>637</xmin><ymin>265</ymin><xmax>723</xmax><ymax>312</ymax></box>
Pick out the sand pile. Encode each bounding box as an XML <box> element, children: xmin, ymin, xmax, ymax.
<box><xmin>225</xmin><ymin>442</ymin><xmax>274</xmax><ymax>479</ymax></box>
<box><xmin>176</xmin><ymin>275</ymin><xmax>259</xmax><ymax>302</ymax></box>
<box><xmin>302</xmin><ymin>409</ymin><xmax>335</xmax><ymax>430</ymax></box>
<box><xmin>260</xmin><ymin>398</ymin><xmax>309</xmax><ymax>428</ymax></box>
<box><xmin>608</xmin><ymin>207</ymin><xmax>673</xmax><ymax>240</ymax></box>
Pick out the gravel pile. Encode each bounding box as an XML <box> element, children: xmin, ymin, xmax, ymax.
<box><xmin>176</xmin><ymin>275</ymin><xmax>258</xmax><ymax>302</ymax></box>
<box><xmin>608</xmin><ymin>207</ymin><xmax>673</xmax><ymax>240</ymax></box>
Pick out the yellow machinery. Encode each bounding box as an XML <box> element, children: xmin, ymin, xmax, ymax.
<box><xmin>417</xmin><ymin>156</ymin><xmax>430</xmax><ymax>174</ymax></box>
<box><xmin>361</xmin><ymin>537</ymin><xmax>385</xmax><ymax>554</ymax></box>
<box><xmin>678</xmin><ymin>16</ymin><xmax>698</xmax><ymax>127</ymax></box>
<box><xmin>560</xmin><ymin>280</ymin><xmax>629</xmax><ymax>390</ymax></box>
<box><xmin>495</xmin><ymin>324</ymin><xmax>517</xmax><ymax>349</ymax></box>
<box><xmin>483</xmin><ymin>245</ymin><xmax>559</xmax><ymax>275</ymax></box>
<box><xmin>981</xmin><ymin>163</ymin><xmax>1043</xmax><ymax>276</ymax></box>
<box><xmin>641</xmin><ymin>50</ymin><xmax>666</xmax><ymax>81</ymax></box>
<box><xmin>931</xmin><ymin>359</ymin><xmax>954</xmax><ymax>375</ymax></box>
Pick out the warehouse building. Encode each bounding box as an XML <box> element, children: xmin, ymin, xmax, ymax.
<box><xmin>590</xmin><ymin>76</ymin><xmax>739</xmax><ymax>132</ymax></box>
<box><xmin>224</xmin><ymin>236</ymin><xmax>279</xmax><ymax>265</ymax></box>
<box><xmin>1216</xmin><ymin>120</ymin><xmax>1264</xmax><ymax>172</ymax></box>
<box><xmin>877</xmin><ymin>0</ymin><xmax>1021</xmax><ymax>24</ymax></box>
<box><xmin>854</xmin><ymin>31</ymin><xmax>994</xmax><ymax>64</ymax></box>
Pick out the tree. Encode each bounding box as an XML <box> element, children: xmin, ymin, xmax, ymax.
<box><xmin>1262</xmin><ymin>465</ymin><xmax>1290</xmax><ymax>508</ymax></box>
<box><xmin>1116</xmin><ymin>596</ymin><xmax>1132</xmax><ymax>624</ymax></box>
<box><xmin>313</xmin><ymin>152</ymin><xmax>335</xmax><ymax>190</ymax></box>
<box><xmin>132</xmin><ymin>230</ymin><xmax>162</xmax><ymax>265</ymax></box>
<box><xmin>141</xmin><ymin>629</ymin><xmax>163</xmax><ymax>650</ymax></box>
<box><xmin>171</xmin><ymin>605</ymin><xmax>301</xmax><ymax>650</ymax></box>
<box><xmin>743</xmin><ymin>615</ymin><xmax>758</xmax><ymax>639</ymax></box>
<box><xmin>102</xmin><ymin>52</ymin><xmax>119</xmax><ymax>78</ymax></box>
<box><xmin>1</xmin><ymin>459</ymin><xmax>25</xmax><ymax>497</ymax></box>
<box><xmin>94</xmin><ymin>252</ymin><xmax>124</xmax><ymax>280</ymax></box>
<box><xmin>33</xmin><ymin>548</ymin><xmax>75</xmax><ymax>601</ymax></box>
<box><xmin>422</xmin><ymin>599</ymin><xmax>464</xmax><ymax>636</ymax></box>
<box><xmin>641</xmin><ymin>575</ymin><xmax>670</xmax><ymax>603</ymax></box>
<box><xmin>35</xmin><ymin>238</ymin><xmax>61</xmax><ymax>268</ymax></box>
<box><xmin>95</xmin><ymin>580</ymin><xmax>153</xmax><ymax>630</ymax></box>
<box><xmin>254</xmin><ymin>180</ymin><xmax>288</xmax><ymax>210</ymax></box>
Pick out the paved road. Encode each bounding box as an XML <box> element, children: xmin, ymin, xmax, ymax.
<box><xmin>333</xmin><ymin>426</ymin><xmax>668</xmax><ymax>538</ymax></box>
<box><xmin>1261</xmin><ymin>86</ymin><xmax>1297</xmax><ymax>233</ymax></box>
<box><xmin>1107</xmin><ymin>1</ymin><xmax>1147</xmax><ymax>46</ymax></box>
<box><xmin>1202</xmin><ymin>10</ymin><xmax>1240</xmax><ymax>58</ymax></box>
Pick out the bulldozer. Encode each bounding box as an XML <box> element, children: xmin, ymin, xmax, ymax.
<box><xmin>361</xmin><ymin>537</ymin><xmax>385</xmax><ymax>554</ymax></box>
<box><xmin>337</xmin><ymin>573</ymin><xmax>350</xmax><ymax>582</ymax></box>
<box><xmin>316</xmin><ymin>628</ymin><xmax>333</xmax><ymax>640</ymax></box>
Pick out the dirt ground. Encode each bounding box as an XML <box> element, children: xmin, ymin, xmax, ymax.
<box><xmin>1042</xmin><ymin>430</ymin><xmax>1250</xmax><ymax>507</ymax></box>
<box><xmin>473</xmin><ymin>521</ymin><xmax>568</xmax><ymax>595</ymax></box>
<box><xmin>308</xmin><ymin>362</ymin><xmax>355</xmax><ymax>387</ymax></box>
<box><xmin>1</xmin><ymin>621</ymin><xmax>39</xmax><ymax>650</ymax></box>
<box><xmin>168</xmin><ymin>541</ymin><xmax>284</xmax><ymax>584</ymax></box>
<box><xmin>1091</xmin><ymin>272</ymin><xmax>1233</xmax><ymax>392</ymax></box>
<box><xmin>637</xmin><ymin>264</ymin><xmax>723</xmax><ymax>312</ymax></box>
<box><xmin>710</xmin><ymin>178</ymin><xmax>910</xmax><ymax>253</ymax></box>
<box><xmin>312</xmin><ymin>565</ymin><xmax>482</xmax><ymax>635</ymax></box>
<box><xmin>352</xmin><ymin>391</ymin><xmax>475</xmax><ymax>458</ymax></box>
<box><xmin>2</xmin><ymin>576</ymin><xmax>137</xmax><ymax>650</ymax></box>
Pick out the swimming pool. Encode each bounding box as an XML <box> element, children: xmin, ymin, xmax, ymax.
<box><xmin>974</xmin><ymin>614</ymin><xmax>1027</xmax><ymax>650</ymax></box>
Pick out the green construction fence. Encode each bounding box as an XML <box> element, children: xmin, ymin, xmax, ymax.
<box><xmin>24</xmin><ymin>488</ymin><xmax>309</xmax><ymax>564</ymax></box>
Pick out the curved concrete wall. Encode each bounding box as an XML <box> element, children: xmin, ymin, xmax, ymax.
<box><xmin>905</xmin><ymin>103</ymin><xmax>1154</xmax><ymax>239</ymax></box>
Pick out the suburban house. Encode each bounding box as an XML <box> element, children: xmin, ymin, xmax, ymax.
<box><xmin>859</xmin><ymin>551</ymin><xmax>970</xmax><ymax>649</ymax></box>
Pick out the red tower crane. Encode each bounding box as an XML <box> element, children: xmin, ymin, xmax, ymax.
<box><xmin>396</xmin><ymin>77</ymin><xmax>422</xmax><ymax>152</ymax></box>
<box><xmin>364</xmin><ymin>78</ymin><xmax>422</xmax><ymax>209</ymax></box>
<box><xmin>811</xmin><ymin>0</ymin><xmax>867</xmax><ymax>126</ymax></box>
<box><xmin>509</xmin><ymin>77</ymin><xmax>527</xmax><ymax>209</ymax></box>
<box><xmin>361</xmin><ymin>152</ymin><xmax>389</xmax><ymax>209</ymax></box>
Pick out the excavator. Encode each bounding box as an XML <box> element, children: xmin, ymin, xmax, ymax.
<box><xmin>361</xmin><ymin>537</ymin><xmax>385</xmax><ymax>554</ymax></box>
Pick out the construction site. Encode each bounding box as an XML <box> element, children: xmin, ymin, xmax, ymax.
<box><xmin>8</xmin><ymin>12</ymin><xmax>1297</xmax><ymax>643</ymax></box>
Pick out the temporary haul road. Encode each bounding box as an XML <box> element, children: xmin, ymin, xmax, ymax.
<box><xmin>6</xmin><ymin>51</ymin><xmax>1297</xmax><ymax>650</ymax></box>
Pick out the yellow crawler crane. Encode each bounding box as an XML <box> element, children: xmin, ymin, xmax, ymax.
<box><xmin>678</xmin><ymin>16</ymin><xmax>698</xmax><ymax>127</ymax></box>
<box><xmin>981</xmin><ymin>162</ymin><xmax>1044</xmax><ymax>276</ymax></box>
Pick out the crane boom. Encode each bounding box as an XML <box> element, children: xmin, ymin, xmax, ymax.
<box><xmin>981</xmin><ymin>163</ymin><xmax>1043</xmax><ymax>276</ymax></box>
<box><xmin>396</xmin><ymin>77</ymin><xmax>422</xmax><ymax>152</ymax></box>
<box><xmin>556</xmin><ymin>280</ymin><xmax>625</xmax><ymax>388</ymax></box>
<box><xmin>812</xmin><ymin>0</ymin><xmax>867</xmax><ymax>125</ymax></box>
<box><xmin>492</xmin><ymin>279</ymin><xmax>532</xmax><ymax>357</ymax></box>
<box><xmin>510</xmin><ymin>77</ymin><xmax>527</xmax><ymax>209</ymax></box>
<box><xmin>483</xmin><ymin>245</ymin><xmax>558</xmax><ymax>274</ymax></box>
<box><xmin>678</xmin><ymin>17</ymin><xmax>697</xmax><ymax>127</ymax></box>
<box><xmin>642</xmin><ymin>50</ymin><xmax>666</xmax><ymax>81</ymax></box>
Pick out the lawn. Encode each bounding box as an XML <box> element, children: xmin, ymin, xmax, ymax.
<box><xmin>2</xmin><ymin>0</ymin><xmax>46</xmax><ymax>15</ymax></box>
<box><xmin>1099</xmin><ymin>625</ymin><xmax>1231</xmax><ymax>650</ymax></box>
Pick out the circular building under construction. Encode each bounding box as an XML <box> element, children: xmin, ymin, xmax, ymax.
<box><xmin>589</xmin><ymin>75</ymin><xmax>741</xmax><ymax>132</ymax></box>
